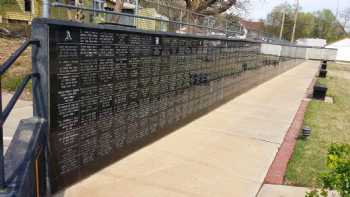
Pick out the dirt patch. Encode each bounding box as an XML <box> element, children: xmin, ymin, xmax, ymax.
<box><xmin>0</xmin><ymin>37</ymin><xmax>31</xmax><ymax>69</ymax></box>
<box><xmin>0</xmin><ymin>37</ymin><xmax>32</xmax><ymax>100</ymax></box>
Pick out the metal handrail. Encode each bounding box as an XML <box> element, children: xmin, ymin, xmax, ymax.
<box><xmin>0</xmin><ymin>73</ymin><xmax>40</xmax><ymax>185</ymax></box>
<box><xmin>0</xmin><ymin>39</ymin><xmax>41</xmax><ymax>189</ymax></box>
<box><xmin>0</xmin><ymin>40</ymin><xmax>40</xmax><ymax>76</ymax></box>
<box><xmin>1</xmin><ymin>73</ymin><xmax>40</xmax><ymax>126</ymax></box>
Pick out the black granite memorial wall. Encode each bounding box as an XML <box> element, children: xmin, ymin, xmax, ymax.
<box><xmin>32</xmin><ymin>19</ymin><xmax>300</xmax><ymax>192</ymax></box>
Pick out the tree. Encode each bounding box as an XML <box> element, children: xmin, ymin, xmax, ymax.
<box><xmin>312</xmin><ymin>9</ymin><xmax>346</xmax><ymax>43</ymax></box>
<box><xmin>295</xmin><ymin>12</ymin><xmax>315</xmax><ymax>39</ymax></box>
<box><xmin>112</xmin><ymin>0</ymin><xmax>124</xmax><ymax>22</ymax></box>
<box><xmin>138</xmin><ymin>0</ymin><xmax>243</xmax><ymax>33</ymax></box>
<box><xmin>340</xmin><ymin>8</ymin><xmax>350</xmax><ymax>30</ymax></box>
<box><xmin>184</xmin><ymin>0</ymin><xmax>237</xmax><ymax>15</ymax></box>
<box><xmin>265</xmin><ymin>3</ymin><xmax>295</xmax><ymax>40</ymax></box>
<box><xmin>264</xmin><ymin>3</ymin><xmax>347</xmax><ymax>43</ymax></box>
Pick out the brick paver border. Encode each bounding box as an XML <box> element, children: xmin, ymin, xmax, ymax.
<box><xmin>264</xmin><ymin>77</ymin><xmax>317</xmax><ymax>184</ymax></box>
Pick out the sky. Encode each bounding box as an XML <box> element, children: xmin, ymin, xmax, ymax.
<box><xmin>246</xmin><ymin>0</ymin><xmax>350</xmax><ymax>20</ymax></box>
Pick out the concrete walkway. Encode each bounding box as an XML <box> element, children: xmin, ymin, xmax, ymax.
<box><xmin>56</xmin><ymin>61</ymin><xmax>319</xmax><ymax>197</ymax></box>
<box><xmin>2</xmin><ymin>93</ymin><xmax>33</xmax><ymax>153</ymax></box>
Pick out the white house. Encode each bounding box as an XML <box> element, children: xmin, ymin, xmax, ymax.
<box><xmin>326</xmin><ymin>38</ymin><xmax>350</xmax><ymax>62</ymax></box>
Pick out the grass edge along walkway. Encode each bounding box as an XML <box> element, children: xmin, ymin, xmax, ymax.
<box><xmin>285</xmin><ymin>63</ymin><xmax>350</xmax><ymax>187</ymax></box>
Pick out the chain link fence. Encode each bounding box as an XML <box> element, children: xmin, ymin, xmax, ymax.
<box><xmin>49</xmin><ymin>0</ymin><xmax>286</xmax><ymax>42</ymax></box>
<box><xmin>0</xmin><ymin>0</ymin><xmax>288</xmax><ymax>42</ymax></box>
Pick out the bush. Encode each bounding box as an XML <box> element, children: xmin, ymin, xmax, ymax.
<box><xmin>306</xmin><ymin>144</ymin><xmax>350</xmax><ymax>197</ymax></box>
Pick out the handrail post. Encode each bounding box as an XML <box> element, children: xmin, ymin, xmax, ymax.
<box><xmin>42</xmin><ymin>0</ymin><xmax>50</xmax><ymax>18</ymax></box>
<box><xmin>225</xmin><ymin>20</ymin><xmax>228</xmax><ymax>37</ymax></box>
<box><xmin>0</xmin><ymin>76</ymin><xmax>5</xmax><ymax>189</ymax></box>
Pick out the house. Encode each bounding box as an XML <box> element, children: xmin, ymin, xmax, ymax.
<box><xmin>137</xmin><ymin>8</ymin><xmax>168</xmax><ymax>32</ymax></box>
<box><xmin>326</xmin><ymin>38</ymin><xmax>350</xmax><ymax>62</ymax></box>
<box><xmin>0</xmin><ymin>0</ymin><xmax>136</xmax><ymax>24</ymax></box>
<box><xmin>0</xmin><ymin>0</ymin><xmax>96</xmax><ymax>24</ymax></box>
<box><xmin>239</xmin><ymin>19</ymin><xmax>265</xmax><ymax>40</ymax></box>
<box><xmin>0</xmin><ymin>0</ymin><xmax>42</xmax><ymax>24</ymax></box>
<box><xmin>0</xmin><ymin>0</ymin><xmax>170</xmax><ymax>32</ymax></box>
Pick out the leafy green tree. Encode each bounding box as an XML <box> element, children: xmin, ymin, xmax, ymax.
<box><xmin>265</xmin><ymin>3</ymin><xmax>295</xmax><ymax>40</ymax></box>
<box><xmin>295</xmin><ymin>12</ymin><xmax>315</xmax><ymax>39</ymax></box>
<box><xmin>264</xmin><ymin>3</ymin><xmax>347</xmax><ymax>43</ymax></box>
<box><xmin>313</xmin><ymin>10</ymin><xmax>335</xmax><ymax>41</ymax></box>
<box><xmin>313</xmin><ymin>9</ymin><xmax>347</xmax><ymax>43</ymax></box>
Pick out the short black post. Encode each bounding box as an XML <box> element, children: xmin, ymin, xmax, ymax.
<box><xmin>319</xmin><ymin>69</ymin><xmax>327</xmax><ymax>78</ymax></box>
<box><xmin>313</xmin><ymin>83</ymin><xmax>328</xmax><ymax>100</ymax></box>
<box><xmin>302</xmin><ymin>126</ymin><xmax>312</xmax><ymax>138</ymax></box>
<box><xmin>321</xmin><ymin>60</ymin><xmax>327</xmax><ymax>70</ymax></box>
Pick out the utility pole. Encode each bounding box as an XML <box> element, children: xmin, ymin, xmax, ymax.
<box><xmin>291</xmin><ymin>0</ymin><xmax>299</xmax><ymax>43</ymax></box>
<box><xmin>279</xmin><ymin>11</ymin><xmax>286</xmax><ymax>40</ymax></box>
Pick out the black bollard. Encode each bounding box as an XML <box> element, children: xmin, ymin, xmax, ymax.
<box><xmin>313</xmin><ymin>83</ymin><xmax>328</xmax><ymax>100</ymax></box>
<box><xmin>319</xmin><ymin>69</ymin><xmax>327</xmax><ymax>78</ymax></box>
<box><xmin>302</xmin><ymin>126</ymin><xmax>312</xmax><ymax>138</ymax></box>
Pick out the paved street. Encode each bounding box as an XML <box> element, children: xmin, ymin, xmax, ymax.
<box><xmin>2</xmin><ymin>93</ymin><xmax>33</xmax><ymax>153</ymax></box>
<box><xmin>54</xmin><ymin>61</ymin><xmax>319</xmax><ymax>197</ymax></box>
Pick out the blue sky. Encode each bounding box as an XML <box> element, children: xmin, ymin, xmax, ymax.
<box><xmin>246</xmin><ymin>0</ymin><xmax>350</xmax><ymax>20</ymax></box>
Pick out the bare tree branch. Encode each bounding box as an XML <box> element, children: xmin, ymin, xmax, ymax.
<box><xmin>199</xmin><ymin>0</ymin><xmax>237</xmax><ymax>15</ymax></box>
<box><xmin>185</xmin><ymin>0</ymin><xmax>192</xmax><ymax>9</ymax></box>
<box><xmin>184</xmin><ymin>0</ymin><xmax>237</xmax><ymax>15</ymax></box>
<box><xmin>340</xmin><ymin>8</ymin><xmax>350</xmax><ymax>30</ymax></box>
<box><xmin>195</xmin><ymin>0</ymin><xmax>218</xmax><ymax>12</ymax></box>
<box><xmin>112</xmin><ymin>0</ymin><xmax>124</xmax><ymax>22</ymax></box>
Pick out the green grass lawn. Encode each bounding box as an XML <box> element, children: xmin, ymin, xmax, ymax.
<box><xmin>285</xmin><ymin>63</ymin><xmax>350</xmax><ymax>187</ymax></box>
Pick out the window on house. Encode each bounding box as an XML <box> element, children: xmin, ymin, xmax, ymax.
<box><xmin>93</xmin><ymin>0</ymin><xmax>105</xmax><ymax>11</ymax></box>
<box><xmin>24</xmin><ymin>0</ymin><xmax>31</xmax><ymax>12</ymax></box>
<box><xmin>93</xmin><ymin>0</ymin><xmax>105</xmax><ymax>17</ymax></box>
